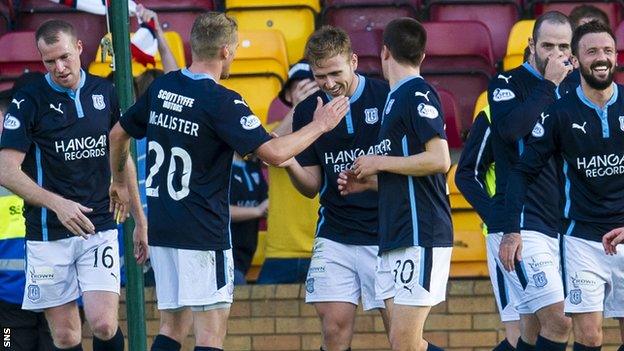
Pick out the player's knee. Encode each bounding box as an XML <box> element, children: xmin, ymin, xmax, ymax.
<box><xmin>321</xmin><ymin>318</ymin><xmax>350</xmax><ymax>341</ymax></box>
<box><xmin>575</xmin><ymin>326</ymin><xmax>602</xmax><ymax>347</ymax></box>
<box><xmin>541</xmin><ymin>313</ymin><xmax>571</xmax><ymax>338</ymax></box>
<box><xmin>90</xmin><ymin>317</ymin><xmax>118</xmax><ymax>340</ymax></box>
<box><xmin>52</xmin><ymin>327</ymin><xmax>82</xmax><ymax>348</ymax></box>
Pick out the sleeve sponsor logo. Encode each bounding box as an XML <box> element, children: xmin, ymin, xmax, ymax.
<box><xmin>531</xmin><ymin>123</ymin><xmax>544</xmax><ymax>137</ymax></box>
<box><xmin>492</xmin><ymin>88</ymin><xmax>515</xmax><ymax>102</ymax></box>
<box><xmin>417</xmin><ymin>103</ymin><xmax>439</xmax><ymax>119</ymax></box>
<box><xmin>240</xmin><ymin>115</ymin><xmax>261</xmax><ymax>130</ymax></box>
<box><xmin>3</xmin><ymin>114</ymin><xmax>20</xmax><ymax>130</ymax></box>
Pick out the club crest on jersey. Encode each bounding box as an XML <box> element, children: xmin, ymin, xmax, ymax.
<box><xmin>619</xmin><ymin>116</ymin><xmax>624</xmax><ymax>132</ymax></box>
<box><xmin>306</xmin><ymin>278</ymin><xmax>315</xmax><ymax>293</ymax></box>
<box><xmin>492</xmin><ymin>88</ymin><xmax>515</xmax><ymax>102</ymax></box>
<box><xmin>240</xmin><ymin>115</ymin><xmax>261</xmax><ymax>130</ymax></box>
<box><xmin>533</xmin><ymin>272</ymin><xmax>548</xmax><ymax>287</ymax></box>
<box><xmin>364</xmin><ymin>107</ymin><xmax>379</xmax><ymax>124</ymax></box>
<box><xmin>569</xmin><ymin>288</ymin><xmax>582</xmax><ymax>305</ymax></box>
<box><xmin>532</xmin><ymin>123</ymin><xmax>545</xmax><ymax>137</ymax></box>
<box><xmin>92</xmin><ymin>94</ymin><xmax>105</xmax><ymax>110</ymax></box>
<box><xmin>27</xmin><ymin>284</ymin><xmax>40</xmax><ymax>301</ymax></box>
<box><xmin>417</xmin><ymin>103</ymin><xmax>439</xmax><ymax>119</ymax></box>
<box><xmin>3</xmin><ymin>113</ymin><xmax>20</xmax><ymax>130</ymax></box>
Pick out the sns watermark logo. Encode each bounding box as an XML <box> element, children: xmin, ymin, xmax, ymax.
<box><xmin>240</xmin><ymin>115</ymin><xmax>261</xmax><ymax>130</ymax></box>
<box><xmin>3</xmin><ymin>113</ymin><xmax>20</xmax><ymax>130</ymax></box>
<box><xmin>492</xmin><ymin>88</ymin><xmax>515</xmax><ymax>102</ymax></box>
<box><xmin>92</xmin><ymin>94</ymin><xmax>106</xmax><ymax>110</ymax></box>
<box><xmin>364</xmin><ymin>107</ymin><xmax>379</xmax><ymax>124</ymax></box>
<box><xmin>3</xmin><ymin>327</ymin><xmax>10</xmax><ymax>348</ymax></box>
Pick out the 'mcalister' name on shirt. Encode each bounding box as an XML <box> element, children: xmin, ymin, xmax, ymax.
<box><xmin>54</xmin><ymin>134</ymin><xmax>107</xmax><ymax>161</ymax></box>
<box><xmin>149</xmin><ymin>110</ymin><xmax>199</xmax><ymax>137</ymax></box>
<box><xmin>324</xmin><ymin>139</ymin><xmax>392</xmax><ymax>173</ymax></box>
<box><xmin>157</xmin><ymin>89</ymin><xmax>195</xmax><ymax>112</ymax></box>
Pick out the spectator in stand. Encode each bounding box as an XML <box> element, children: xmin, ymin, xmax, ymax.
<box><xmin>569</xmin><ymin>4</ymin><xmax>610</xmax><ymax>30</ymax></box>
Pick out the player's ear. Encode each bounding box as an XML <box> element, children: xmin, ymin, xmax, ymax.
<box><xmin>350</xmin><ymin>53</ymin><xmax>358</xmax><ymax>71</ymax></box>
<box><xmin>75</xmin><ymin>39</ymin><xmax>83</xmax><ymax>55</ymax></box>
<box><xmin>528</xmin><ymin>37</ymin><xmax>536</xmax><ymax>55</ymax></box>
<box><xmin>381</xmin><ymin>45</ymin><xmax>390</xmax><ymax>61</ymax></box>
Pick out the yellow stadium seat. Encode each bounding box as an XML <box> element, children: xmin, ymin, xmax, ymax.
<box><xmin>226</xmin><ymin>0</ymin><xmax>321</xmax><ymax>65</ymax></box>
<box><xmin>473</xmin><ymin>90</ymin><xmax>488</xmax><ymax>118</ymax></box>
<box><xmin>88</xmin><ymin>31</ymin><xmax>186</xmax><ymax>78</ymax></box>
<box><xmin>503</xmin><ymin>20</ymin><xmax>535</xmax><ymax>71</ymax></box>
<box><xmin>221</xmin><ymin>30</ymin><xmax>289</xmax><ymax>124</ymax></box>
<box><xmin>448</xmin><ymin>164</ymin><xmax>472</xmax><ymax>210</ymax></box>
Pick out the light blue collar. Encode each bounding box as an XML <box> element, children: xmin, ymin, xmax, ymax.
<box><xmin>390</xmin><ymin>75</ymin><xmax>422</xmax><ymax>94</ymax></box>
<box><xmin>324</xmin><ymin>74</ymin><xmax>366</xmax><ymax>103</ymax></box>
<box><xmin>522</xmin><ymin>62</ymin><xmax>543</xmax><ymax>80</ymax></box>
<box><xmin>45</xmin><ymin>69</ymin><xmax>86</xmax><ymax>118</ymax></box>
<box><xmin>181</xmin><ymin>68</ymin><xmax>216</xmax><ymax>81</ymax></box>
<box><xmin>232</xmin><ymin>159</ymin><xmax>246</xmax><ymax>167</ymax></box>
<box><xmin>576</xmin><ymin>83</ymin><xmax>618</xmax><ymax>138</ymax></box>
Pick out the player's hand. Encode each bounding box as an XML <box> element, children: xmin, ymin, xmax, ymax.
<box><xmin>337</xmin><ymin>170</ymin><xmax>376</xmax><ymax>195</ymax></box>
<box><xmin>133</xmin><ymin>221</ymin><xmax>149</xmax><ymax>264</ymax></box>
<box><xmin>544</xmin><ymin>54</ymin><xmax>573</xmax><ymax>86</ymax></box>
<box><xmin>313</xmin><ymin>96</ymin><xmax>349</xmax><ymax>133</ymax></box>
<box><xmin>257</xmin><ymin>199</ymin><xmax>269</xmax><ymax>217</ymax></box>
<box><xmin>109</xmin><ymin>181</ymin><xmax>130</xmax><ymax>224</ymax></box>
<box><xmin>499</xmin><ymin>232</ymin><xmax>522</xmax><ymax>272</ymax></box>
<box><xmin>602</xmin><ymin>227</ymin><xmax>624</xmax><ymax>255</ymax></box>
<box><xmin>291</xmin><ymin>79</ymin><xmax>320</xmax><ymax>107</ymax></box>
<box><xmin>136</xmin><ymin>4</ymin><xmax>161</xmax><ymax>31</ymax></box>
<box><xmin>352</xmin><ymin>155</ymin><xmax>382</xmax><ymax>179</ymax></box>
<box><xmin>51</xmin><ymin>197</ymin><xmax>95</xmax><ymax>239</ymax></box>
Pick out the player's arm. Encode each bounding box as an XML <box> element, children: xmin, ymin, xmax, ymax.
<box><xmin>284</xmin><ymin>160</ymin><xmax>322</xmax><ymax>198</ymax></box>
<box><xmin>490</xmin><ymin>57</ymin><xmax>570</xmax><ymax>143</ymax></box>
<box><xmin>136</xmin><ymin>4</ymin><xmax>179</xmax><ymax>73</ymax></box>
<box><xmin>255</xmin><ymin>96</ymin><xmax>349</xmax><ymax>166</ymax></box>
<box><xmin>455</xmin><ymin>112</ymin><xmax>494</xmax><ymax>222</ymax></box>
<box><xmin>500</xmin><ymin>107</ymin><xmax>560</xmax><ymax>271</ymax></box>
<box><xmin>230</xmin><ymin>199</ymin><xmax>268</xmax><ymax>222</ymax></box>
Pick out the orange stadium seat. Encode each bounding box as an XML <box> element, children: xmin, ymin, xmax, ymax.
<box><xmin>438</xmin><ymin>88</ymin><xmax>462</xmax><ymax>149</ymax></box>
<box><xmin>225</xmin><ymin>0</ymin><xmax>320</xmax><ymax>65</ymax></box>
<box><xmin>323</xmin><ymin>0</ymin><xmax>418</xmax><ymax>35</ymax></box>
<box><xmin>503</xmin><ymin>19</ymin><xmax>534</xmax><ymax>71</ymax></box>
<box><xmin>0</xmin><ymin>31</ymin><xmax>46</xmax><ymax>79</ymax></box>
<box><xmin>350</xmin><ymin>29</ymin><xmax>383</xmax><ymax>78</ymax></box>
<box><xmin>422</xmin><ymin>21</ymin><xmax>495</xmax><ymax>135</ymax></box>
<box><xmin>88</xmin><ymin>31</ymin><xmax>186</xmax><ymax>78</ymax></box>
<box><xmin>16</xmin><ymin>1</ymin><xmax>106</xmax><ymax>63</ymax></box>
<box><xmin>532</xmin><ymin>1</ymin><xmax>622</xmax><ymax>31</ymax></box>
<box><xmin>221</xmin><ymin>29</ymin><xmax>289</xmax><ymax>124</ymax></box>
<box><xmin>427</xmin><ymin>0</ymin><xmax>520</xmax><ymax>62</ymax></box>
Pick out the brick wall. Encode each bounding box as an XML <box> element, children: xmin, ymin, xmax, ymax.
<box><xmin>81</xmin><ymin>279</ymin><xmax>623</xmax><ymax>351</ymax></box>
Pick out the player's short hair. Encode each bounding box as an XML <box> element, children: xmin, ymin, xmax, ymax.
<box><xmin>35</xmin><ymin>20</ymin><xmax>77</xmax><ymax>46</ymax></box>
<box><xmin>571</xmin><ymin>20</ymin><xmax>616</xmax><ymax>57</ymax></box>
<box><xmin>569</xmin><ymin>4</ymin><xmax>610</xmax><ymax>30</ymax></box>
<box><xmin>383</xmin><ymin>17</ymin><xmax>426</xmax><ymax>67</ymax></box>
<box><xmin>305</xmin><ymin>26</ymin><xmax>353</xmax><ymax>68</ymax></box>
<box><xmin>190</xmin><ymin>12</ymin><xmax>237</xmax><ymax>61</ymax></box>
<box><xmin>523</xmin><ymin>46</ymin><xmax>531</xmax><ymax>61</ymax></box>
<box><xmin>533</xmin><ymin>11</ymin><xmax>572</xmax><ymax>43</ymax></box>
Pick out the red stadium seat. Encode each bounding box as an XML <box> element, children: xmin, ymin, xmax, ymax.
<box><xmin>350</xmin><ymin>29</ymin><xmax>383</xmax><ymax>78</ymax></box>
<box><xmin>325</xmin><ymin>0</ymin><xmax>421</xmax><ymax>8</ymax></box>
<box><xmin>532</xmin><ymin>1</ymin><xmax>622</xmax><ymax>31</ymax></box>
<box><xmin>437</xmin><ymin>88</ymin><xmax>463</xmax><ymax>149</ymax></box>
<box><xmin>616</xmin><ymin>20</ymin><xmax>624</xmax><ymax>66</ymax></box>
<box><xmin>322</xmin><ymin>0</ymin><xmax>418</xmax><ymax>33</ymax></box>
<box><xmin>134</xmin><ymin>0</ymin><xmax>214</xmax><ymax>10</ymax></box>
<box><xmin>0</xmin><ymin>31</ymin><xmax>46</xmax><ymax>79</ymax></box>
<box><xmin>428</xmin><ymin>0</ymin><xmax>520</xmax><ymax>62</ymax></box>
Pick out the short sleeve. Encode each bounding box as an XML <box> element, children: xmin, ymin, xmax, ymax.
<box><xmin>0</xmin><ymin>91</ymin><xmax>37</xmax><ymax>152</ymax></box>
<box><xmin>406</xmin><ymin>89</ymin><xmax>447</xmax><ymax>144</ymax></box>
<box><xmin>292</xmin><ymin>95</ymin><xmax>321</xmax><ymax>166</ymax></box>
<box><xmin>212</xmin><ymin>93</ymin><xmax>272</xmax><ymax>157</ymax></box>
<box><xmin>119</xmin><ymin>89</ymin><xmax>150</xmax><ymax>139</ymax></box>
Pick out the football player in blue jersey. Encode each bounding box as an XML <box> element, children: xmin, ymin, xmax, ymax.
<box><xmin>339</xmin><ymin>18</ymin><xmax>452</xmax><ymax>351</ymax></box>
<box><xmin>0</xmin><ymin>20</ymin><xmax>145</xmax><ymax>351</ymax></box>
<box><xmin>108</xmin><ymin>12</ymin><xmax>349</xmax><ymax>351</ymax></box>
<box><xmin>281</xmin><ymin>26</ymin><xmax>390</xmax><ymax>351</ymax></box>
<box><xmin>506</xmin><ymin>20</ymin><xmax>624</xmax><ymax>351</ymax></box>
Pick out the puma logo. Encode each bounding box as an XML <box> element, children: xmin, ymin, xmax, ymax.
<box><xmin>414</xmin><ymin>91</ymin><xmax>430</xmax><ymax>102</ymax></box>
<box><xmin>403</xmin><ymin>285</ymin><xmax>413</xmax><ymax>294</ymax></box>
<box><xmin>234</xmin><ymin>99</ymin><xmax>248</xmax><ymax>107</ymax></box>
<box><xmin>540</xmin><ymin>112</ymin><xmax>549</xmax><ymax>125</ymax></box>
<box><xmin>497</xmin><ymin>74</ymin><xmax>512</xmax><ymax>84</ymax></box>
<box><xmin>12</xmin><ymin>98</ymin><xmax>24</xmax><ymax>109</ymax></box>
<box><xmin>572</xmin><ymin>122</ymin><xmax>587</xmax><ymax>134</ymax></box>
<box><xmin>49</xmin><ymin>103</ymin><xmax>63</xmax><ymax>114</ymax></box>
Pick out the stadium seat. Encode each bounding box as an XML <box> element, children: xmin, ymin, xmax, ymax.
<box><xmin>422</xmin><ymin>21</ymin><xmax>495</xmax><ymax>134</ymax></box>
<box><xmin>88</xmin><ymin>31</ymin><xmax>186</xmax><ymax>78</ymax></box>
<box><xmin>221</xmin><ymin>30</ymin><xmax>289</xmax><ymax>124</ymax></box>
<box><xmin>616</xmin><ymin>20</ymin><xmax>624</xmax><ymax>66</ymax></box>
<box><xmin>0</xmin><ymin>1</ymin><xmax>10</xmax><ymax>36</ymax></box>
<box><xmin>322</xmin><ymin>0</ymin><xmax>418</xmax><ymax>36</ymax></box>
<box><xmin>503</xmin><ymin>19</ymin><xmax>534</xmax><ymax>71</ymax></box>
<box><xmin>473</xmin><ymin>90</ymin><xmax>488</xmax><ymax>118</ymax></box>
<box><xmin>350</xmin><ymin>29</ymin><xmax>383</xmax><ymax>78</ymax></box>
<box><xmin>16</xmin><ymin>1</ymin><xmax>107</xmax><ymax>63</ymax></box>
<box><xmin>428</xmin><ymin>0</ymin><xmax>520</xmax><ymax>62</ymax></box>
<box><xmin>437</xmin><ymin>88</ymin><xmax>462</xmax><ymax>149</ymax></box>
<box><xmin>135</xmin><ymin>0</ymin><xmax>214</xmax><ymax>10</ymax></box>
<box><xmin>532</xmin><ymin>1</ymin><xmax>622</xmax><ymax>31</ymax></box>
<box><xmin>225</xmin><ymin>0</ymin><xmax>321</xmax><ymax>65</ymax></box>
<box><xmin>0</xmin><ymin>31</ymin><xmax>46</xmax><ymax>79</ymax></box>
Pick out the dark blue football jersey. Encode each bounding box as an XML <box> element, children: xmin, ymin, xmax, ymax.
<box><xmin>120</xmin><ymin>69</ymin><xmax>272</xmax><ymax>251</ymax></box>
<box><xmin>292</xmin><ymin>75</ymin><xmax>388</xmax><ymax>246</ymax></box>
<box><xmin>507</xmin><ymin>84</ymin><xmax>624</xmax><ymax>242</ymax></box>
<box><xmin>488</xmin><ymin>63</ymin><xmax>579</xmax><ymax>237</ymax></box>
<box><xmin>0</xmin><ymin>71</ymin><xmax>118</xmax><ymax>241</ymax></box>
<box><xmin>377</xmin><ymin>76</ymin><xmax>453</xmax><ymax>252</ymax></box>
